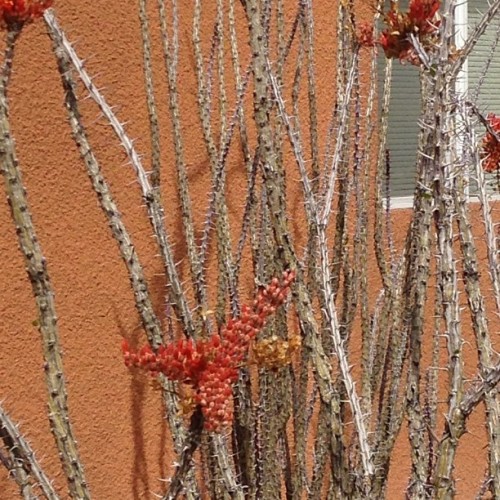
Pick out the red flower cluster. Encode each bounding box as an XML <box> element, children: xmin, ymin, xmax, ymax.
<box><xmin>122</xmin><ymin>269</ymin><xmax>295</xmax><ymax>431</ymax></box>
<box><xmin>357</xmin><ymin>21</ymin><xmax>375</xmax><ymax>48</ymax></box>
<box><xmin>480</xmin><ymin>113</ymin><xmax>500</xmax><ymax>173</ymax></box>
<box><xmin>0</xmin><ymin>0</ymin><xmax>52</xmax><ymax>28</ymax></box>
<box><xmin>379</xmin><ymin>0</ymin><xmax>440</xmax><ymax>63</ymax></box>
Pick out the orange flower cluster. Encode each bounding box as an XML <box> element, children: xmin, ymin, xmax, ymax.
<box><xmin>253</xmin><ymin>333</ymin><xmax>301</xmax><ymax>371</ymax></box>
<box><xmin>378</xmin><ymin>0</ymin><xmax>440</xmax><ymax>63</ymax></box>
<box><xmin>0</xmin><ymin>0</ymin><xmax>52</xmax><ymax>28</ymax></box>
<box><xmin>122</xmin><ymin>269</ymin><xmax>295</xmax><ymax>431</ymax></box>
<box><xmin>480</xmin><ymin>113</ymin><xmax>500</xmax><ymax>173</ymax></box>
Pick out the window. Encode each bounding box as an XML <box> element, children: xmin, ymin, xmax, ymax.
<box><xmin>381</xmin><ymin>0</ymin><xmax>500</xmax><ymax>205</ymax></box>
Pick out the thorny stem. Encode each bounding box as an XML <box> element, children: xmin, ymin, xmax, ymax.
<box><xmin>193</xmin><ymin>0</ymin><xmax>238</xmax><ymax>323</ymax></box>
<box><xmin>0</xmin><ymin>26</ymin><xmax>90</xmax><ymax>500</ymax></box>
<box><xmin>0</xmin><ymin>403</ymin><xmax>59</xmax><ymax>500</ymax></box>
<box><xmin>434</xmin><ymin>365</ymin><xmax>500</xmax><ymax>499</ymax></box>
<box><xmin>162</xmin><ymin>406</ymin><xmax>204</xmax><ymax>500</ymax></box>
<box><xmin>450</xmin><ymin>0</ymin><xmax>500</xmax><ymax>78</ymax></box>
<box><xmin>268</xmin><ymin>53</ymin><xmax>374</xmax><ymax>483</ymax></box>
<box><xmin>373</xmin><ymin>59</ymin><xmax>392</xmax><ymax>291</ymax></box>
<box><xmin>138</xmin><ymin>0</ymin><xmax>162</xmax><ymax>189</ymax></box>
<box><xmin>454</xmin><ymin>106</ymin><xmax>500</xmax><ymax>498</ymax></box>
<box><xmin>48</xmin><ymin>24</ymin><xmax>201</xmax><ymax>499</ymax></box>
<box><xmin>43</xmin><ymin>10</ymin><xmax>195</xmax><ymax>338</ymax></box>
<box><xmin>191</xmin><ymin>4</ymin><xmax>246</xmax><ymax>495</ymax></box>
<box><xmin>157</xmin><ymin>0</ymin><xmax>208</xmax><ymax>334</ymax></box>
<box><xmin>469</xmin><ymin>105</ymin><xmax>500</xmax><ymax>316</ymax></box>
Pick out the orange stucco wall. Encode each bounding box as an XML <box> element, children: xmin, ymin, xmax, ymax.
<box><xmin>0</xmin><ymin>1</ymin><xmax>494</xmax><ymax>498</ymax></box>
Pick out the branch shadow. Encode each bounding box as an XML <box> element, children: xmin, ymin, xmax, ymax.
<box><xmin>114</xmin><ymin>307</ymin><xmax>151</xmax><ymax>500</ymax></box>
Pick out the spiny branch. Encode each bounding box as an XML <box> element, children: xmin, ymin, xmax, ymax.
<box><xmin>0</xmin><ymin>24</ymin><xmax>90</xmax><ymax>499</ymax></box>
<box><xmin>43</xmin><ymin>10</ymin><xmax>195</xmax><ymax>338</ymax></box>
<box><xmin>0</xmin><ymin>403</ymin><xmax>59</xmax><ymax>500</ymax></box>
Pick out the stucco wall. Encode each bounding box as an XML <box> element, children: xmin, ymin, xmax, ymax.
<box><xmin>0</xmin><ymin>1</ymin><xmax>493</xmax><ymax>498</ymax></box>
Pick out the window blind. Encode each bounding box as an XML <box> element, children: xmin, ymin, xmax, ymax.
<box><xmin>468</xmin><ymin>0</ymin><xmax>500</xmax><ymax>192</ymax></box>
<box><xmin>379</xmin><ymin>0</ymin><xmax>422</xmax><ymax>198</ymax></box>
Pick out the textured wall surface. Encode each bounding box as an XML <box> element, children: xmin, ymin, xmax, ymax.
<box><xmin>0</xmin><ymin>1</ymin><xmax>491</xmax><ymax>498</ymax></box>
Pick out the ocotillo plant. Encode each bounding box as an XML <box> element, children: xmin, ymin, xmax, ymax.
<box><xmin>1</xmin><ymin>0</ymin><xmax>500</xmax><ymax>499</ymax></box>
